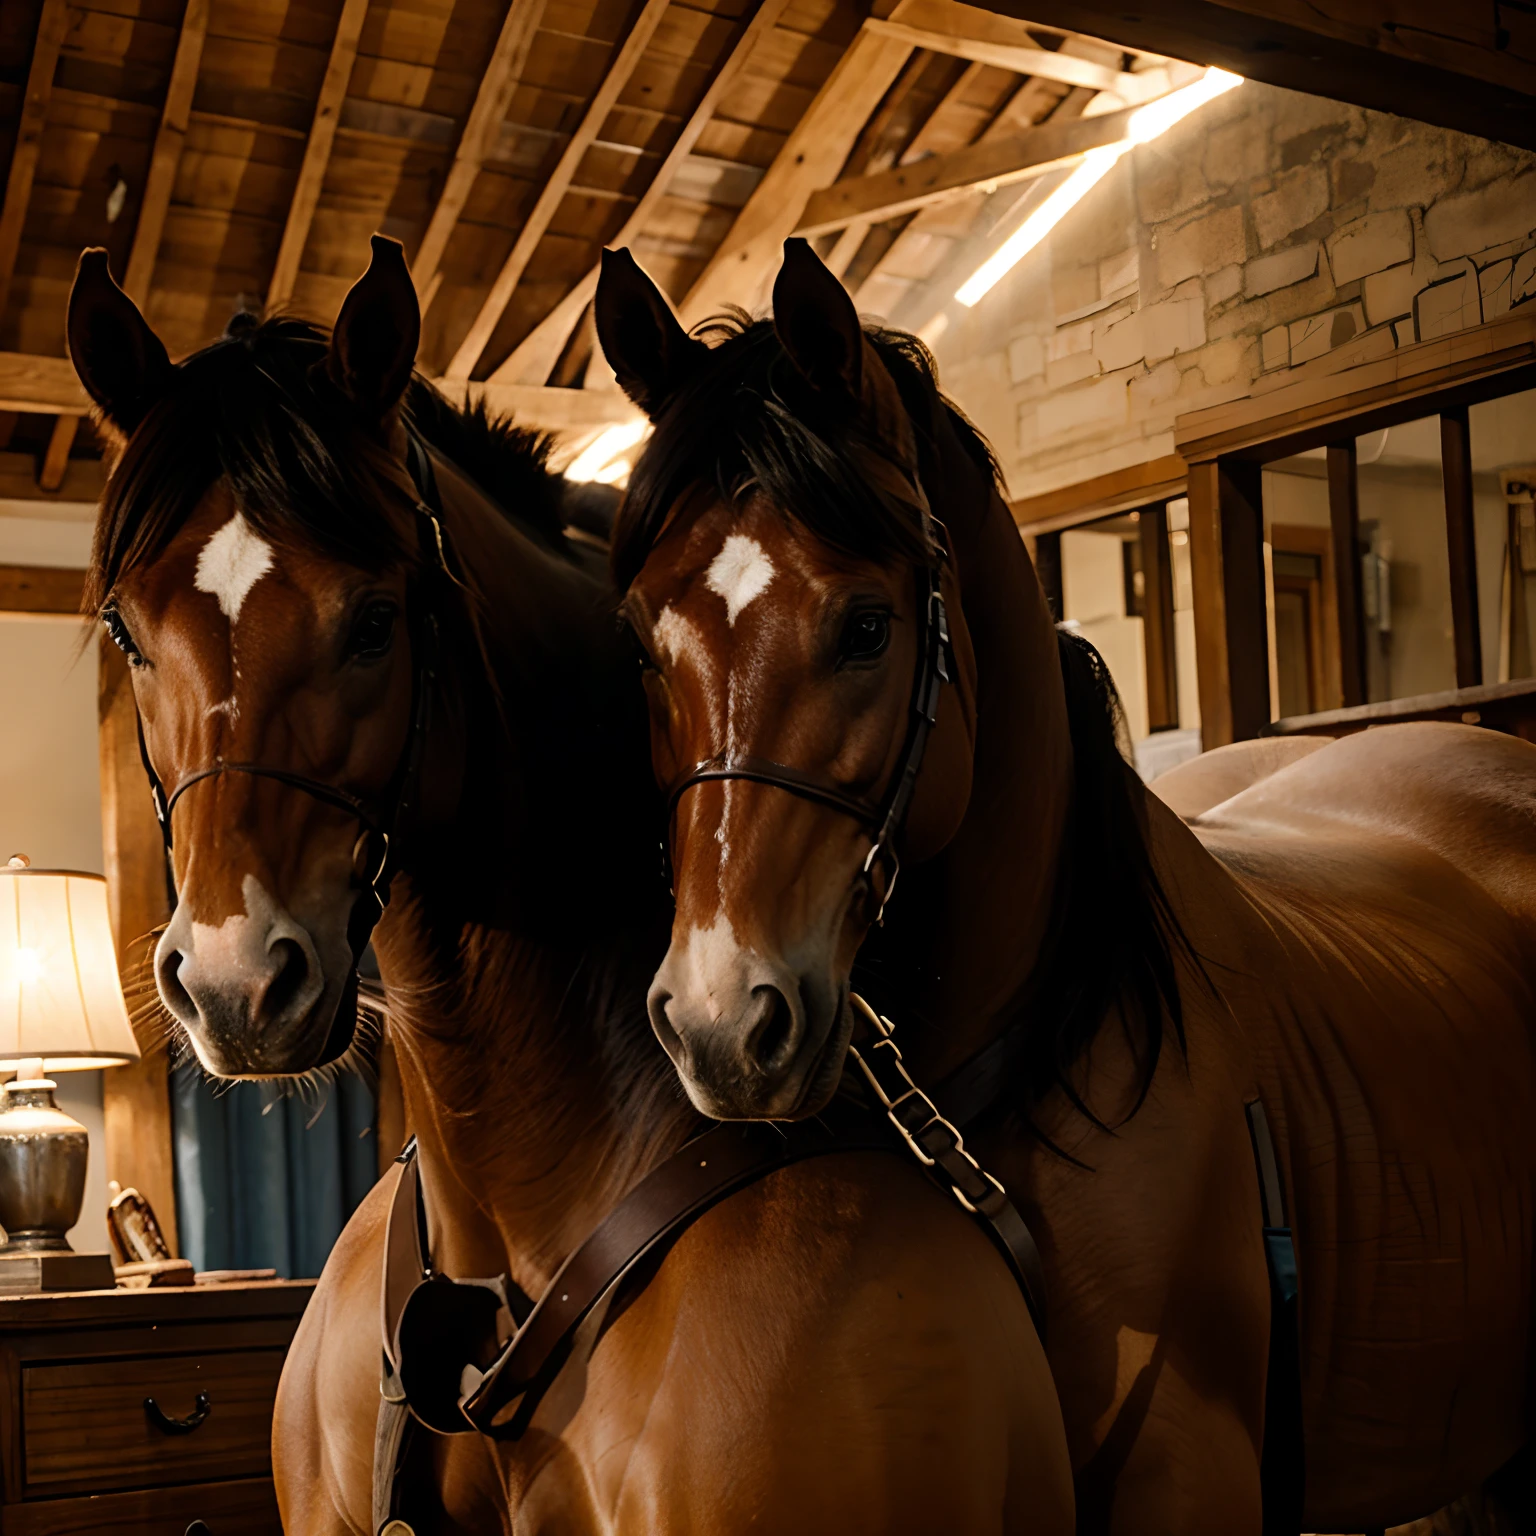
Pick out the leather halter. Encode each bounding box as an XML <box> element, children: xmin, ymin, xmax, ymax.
<box><xmin>665</xmin><ymin>500</ymin><xmax>952</xmax><ymax>925</ymax></box>
<box><xmin>128</xmin><ymin>434</ymin><xmax>451</xmax><ymax>1041</ymax></box>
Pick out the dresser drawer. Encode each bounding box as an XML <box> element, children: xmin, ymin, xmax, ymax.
<box><xmin>22</xmin><ymin>1349</ymin><xmax>286</xmax><ymax>1495</ymax></box>
<box><xmin>3</xmin><ymin>1477</ymin><xmax>281</xmax><ymax>1535</ymax></box>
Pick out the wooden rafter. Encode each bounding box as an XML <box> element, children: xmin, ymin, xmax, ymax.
<box><xmin>489</xmin><ymin>0</ymin><xmax>792</xmax><ymax>388</ymax></box>
<box><xmin>798</xmin><ymin>103</ymin><xmax>1135</xmax><ymax>235</ymax></box>
<box><xmin>411</xmin><ymin>0</ymin><xmax>552</xmax><ymax>306</ymax></box>
<box><xmin>123</xmin><ymin>0</ymin><xmax>210</xmax><ymax>306</ymax></box>
<box><xmin>823</xmin><ymin>60</ymin><xmax>991</xmax><ymax>279</ymax></box>
<box><xmin>443</xmin><ymin>0</ymin><xmax>675</xmax><ymax>382</ymax></box>
<box><xmin>679</xmin><ymin>20</ymin><xmax>917</xmax><ymax>327</ymax></box>
<box><xmin>267</xmin><ymin>0</ymin><xmax>372</xmax><ymax>310</ymax></box>
<box><xmin>38</xmin><ymin>414</ymin><xmax>77</xmax><ymax>492</ymax></box>
<box><xmin>864</xmin><ymin>2</ymin><xmax>1136</xmax><ymax>94</ymax></box>
<box><xmin>0</xmin><ymin>0</ymin><xmax>68</xmax><ymax>330</ymax></box>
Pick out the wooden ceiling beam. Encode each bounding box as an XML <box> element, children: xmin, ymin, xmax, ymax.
<box><xmin>412</xmin><ymin>0</ymin><xmax>552</xmax><ymax>305</ymax></box>
<box><xmin>266</xmin><ymin>0</ymin><xmax>371</xmax><ymax>310</ymax></box>
<box><xmin>489</xmin><ymin>0</ymin><xmax>792</xmax><ymax>388</ymax></box>
<box><xmin>679</xmin><ymin>18</ymin><xmax>917</xmax><ymax>326</ymax></box>
<box><xmin>38</xmin><ymin>414</ymin><xmax>77</xmax><ymax>492</ymax></box>
<box><xmin>964</xmin><ymin>0</ymin><xmax>1536</xmax><ymax>151</ymax></box>
<box><xmin>863</xmin><ymin>0</ymin><xmax>1140</xmax><ymax>94</ymax></box>
<box><xmin>0</xmin><ymin>353</ymin><xmax>90</xmax><ymax>414</ymax></box>
<box><xmin>123</xmin><ymin>0</ymin><xmax>210</xmax><ymax>306</ymax></box>
<box><xmin>443</xmin><ymin>0</ymin><xmax>674</xmax><ymax>382</ymax></box>
<box><xmin>0</xmin><ymin>0</ymin><xmax>68</xmax><ymax>330</ymax></box>
<box><xmin>798</xmin><ymin>102</ymin><xmax>1135</xmax><ymax>235</ymax></box>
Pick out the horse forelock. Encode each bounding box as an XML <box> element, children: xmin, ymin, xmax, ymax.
<box><xmin>612</xmin><ymin>315</ymin><xmax>979</xmax><ymax>594</ymax></box>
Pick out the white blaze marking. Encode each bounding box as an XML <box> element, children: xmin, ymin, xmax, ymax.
<box><xmin>195</xmin><ymin>515</ymin><xmax>274</xmax><ymax>622</ymax></box>
<box><xmin>653</xmin><ymin>604</ymin><xmax>702</xmax><ymax>668</ymax></box>
<box><xmin>705</xmin><ymin>534</ymin><xmax>774</xmax><ymax>626</ymax></box>
<box><xmin>675</xmin><ymin>914</ymin><xmax>750</xmax><ymax>1006</ymax></box>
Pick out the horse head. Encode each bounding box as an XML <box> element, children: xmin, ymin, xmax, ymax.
<box><xmin>71</xmin><ymin>236</ymin><xmax>446</xmax><ymax>1077</ymax></box>
<box><xmin>599</xmin><ymin>240</ymin><xmax>981</xmax><ymax>1119</ymax></box>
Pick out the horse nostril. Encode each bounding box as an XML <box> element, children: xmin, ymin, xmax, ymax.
<box><xmin>156</xmin><ymin>946</ymin><xmax>195</xmax><ymax>1025</ymax></box>
<box><xmin>261</xmin><ymin>936</ymin><xmax>311</xmax><ymax>1023</ymax></box>
<box><xmin>746</xmin><ymin>985</ymin><xmax>795</xmax><ymax>1072</ymax></box>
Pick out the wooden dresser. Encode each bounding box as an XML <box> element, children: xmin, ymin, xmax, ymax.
<box><xmin>0</xmin><ymin>1280</ymin><xmax>313</xmax><ymax>1535</ymax></box>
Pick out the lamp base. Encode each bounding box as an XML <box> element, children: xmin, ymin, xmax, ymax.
<box><xmin>0</xmin><ymin>1250</ymin><xmax>116</xmax><ymax>1295</ymax></box>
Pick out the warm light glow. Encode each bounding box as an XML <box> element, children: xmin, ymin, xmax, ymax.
<box><xmin>592</xmin><ymin>457</ymin><xmax>632</xmax><ymax>486</ymax></box>
<box><xmin>566</xmin><ymin>420</ymin><xmax>648</xmax><ymax>483</ymax></box>
<box><xmin>0</xmin><ymin>870</ymin><xmax>139</xmax><ymax>1072</ymax></box>
<box><xmin>955</xmin><ymin>68</ymin><xmax>1243</xmax><ymax>308</ymax></box>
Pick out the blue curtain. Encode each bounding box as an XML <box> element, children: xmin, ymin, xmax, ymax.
<box><xmin>172</xmin><ymin>1064</ymin><xmax>378</xmax><ymax>1278</ymax></box>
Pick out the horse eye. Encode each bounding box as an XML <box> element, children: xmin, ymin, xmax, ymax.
<box><xmin>841</xmin><ymin>610</ymin><xmax>891</xmax><ymax>663</ymax></box>
<box><xmin>349</xmin><ymin>601</ymin><xmax>397</xmax><ymax>660</ymax></box>
<box><xmin>624</xmin><ymin>619</ymin><xmax>658</xmax><ymax>673</ymax></box>
<box><xmin>101</xmin><ymin>608</ymin><xmax>144</xmax><ymax>667</ymax></box>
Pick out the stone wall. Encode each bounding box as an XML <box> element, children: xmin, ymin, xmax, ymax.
<box><xmin>924</xmin><ymin>80</ymin><xmax>1536</xmax><ymax>502</ymax></box>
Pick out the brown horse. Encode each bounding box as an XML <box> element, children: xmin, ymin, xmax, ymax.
<box><xmin>69</xmin><ymin>238</ymin><xmax>1074</xmax><ymax>1533</ymax></box>
<box><xmin>596</xmin><ymin>237</ymin><xmax>1536</xmax><ymax>1534</ymax></box>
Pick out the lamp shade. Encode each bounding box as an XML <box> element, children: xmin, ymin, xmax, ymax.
<box><xmin>0</xmin><ymin>868</ymin><xmax>140</xmax><ymax>1071</ymax></box>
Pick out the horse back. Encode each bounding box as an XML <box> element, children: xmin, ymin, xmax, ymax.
<box><xmin>1177</xmin><ymin>722</ymin><xmax>1536</xmax><ymax>1521</ymax></box>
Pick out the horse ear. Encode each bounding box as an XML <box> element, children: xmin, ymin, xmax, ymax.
<box><xmin>594</xmin><ymin>247</ymin><xmax>706</xmax><ymax>419</ymax></box>
<box><xmin>327</xmin><ymin>234</ymin><xmax>420</xmax><ymax>420</ymax></box>
<box><xmin>67</xmin><ymin>248</ymin><xmax>173</xmax><ymax>438</ymax></box>
<box><xmin>772</xmin><ymin>237</ymin><xmax>862</xmax><ymax>401</ymax></box>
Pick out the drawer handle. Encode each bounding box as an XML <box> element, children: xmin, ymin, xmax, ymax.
<box><xmin>144</xmin><ymin>1391</ymin><xmax>211</xmax><ymax>1435</ymax></box>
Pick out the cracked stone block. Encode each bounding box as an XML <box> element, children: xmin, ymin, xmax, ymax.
<box><xmin>1393</xmin><ymin>318</ymin><xmax>1417</xmax><ymax>347</ymax></box>
<box><xmin>1151</xmin><ymin>205</ymin><xmax>1245</xmax><ymax>291</ymax></box>
<box><xmin>1136</xmin><ymin>147</ymin><xmax>1211</xmax><ymax>226</ymax></box>
<box><xmin>1416</xmin><ymin>269</ymin><xmax>1482</xmax><ymax>339</ymax></box>
<box><xmin>1191</xmin><ymin>334</ymin><xmax>1253</xmax><ymax>387</ymax></box>
<box><xmin>1261</xmin><ymin>327</ymin><xmax>1289</xmax><ymax>371</ymax></box>
<box><xmin>1099</xmin><ymin>248</ymin><xmax>1139</xmax><ymax>299</ymax></box>
<box><xmin>1368</xmin><ymin>136</ymin><xmax>1461</xmax><ymax>213</ymax></box>
<box><xmin>1047</xmin><ymin>350</ymin><xmax>1099</xmax><ymax>388</ymax></box>
<box><xmin>1037</xmin><ymin>375</ymin><xmax>1129</xmax><ymax>437</ymax></box>
<box><xmin>1129</xmin><ymin>359</ymin><xmax>1181</xmax><ymax>414</ymax></box>
<box><xmin>1480</xmin><ymin>258</ymin><xmax>1514</xmax><ymax>321</ymax></box>
<box><xmin>1208</xmin><ymin>264</ymin><xmax>1243</xmax><ymax>306</ymax></box>
<box><xmin>1142</xmin><ymin>296</ymin><xmax>1207</xmax><ymax>361</ymax></box>
<box><xmin>1245</xmin><ymin>243</ymin><xmax>1320</xmax><ymax>298</ymax></box>
<box><xmin>1513</xmin><ymin>249</ymin><xmax>1536</xmax><ymax>308</ymax></box>
<box><xmin>1424</xmin><ymin>173</ymin><xmax>1536</xmax><ymax>262</ymax></box>
<box><xmin>1327</xmin><ymin>211</ymin><xmax>1413</xmax><ymax>285</ymax></box>
<box><xmin>1095</xmin><ymin>311</ymin><xmax>1146</xmax><ymax>373</ymax></box>
<box><xmin>1048</xmin><ymin>320</ymin><xmax>1094</xmax><ymax>361</ymax></box>
<box><xmin>1253</xmin><ymin>167</ymin><xmax>1330</xmax><ymax>249</ymax></box>
<box><xmin>1363</xmin><ymin>261</ymin><xmax>1420</xmax><ymax>327</ymax></box>
<box><xmin>1288</xmin><ymin>302</ymin><xmax>1365</xmax><ymax>365</ymax></box>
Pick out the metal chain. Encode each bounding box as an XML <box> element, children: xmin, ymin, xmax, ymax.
<box><xmin>846</xmin><ymin>995</ymin><xmax>1010</xmax><ymax>1220</ymax></box>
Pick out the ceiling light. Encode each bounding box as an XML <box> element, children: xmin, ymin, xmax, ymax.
<box><xmin>956</xmin><ymin>68</ymin><xmax>1243</xmax><ymax>308</ymax></box>
<box><xmin>565</xmin><ymin>419</ymin><xmax>647</xmax><ymax>482</ymax></box>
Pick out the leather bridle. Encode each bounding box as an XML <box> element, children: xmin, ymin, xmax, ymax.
<box><xmin>665</xmin><ymin>490</ymin><xmax>953</xmax><ymax>925</ymax></box>
<box><xmin>129</xmin><ymin>434</ymin><xmax>452</xmax><ymax>1049</ymax></box>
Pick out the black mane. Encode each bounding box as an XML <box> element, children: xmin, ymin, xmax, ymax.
<box><xmin>86</xmin><ymin>316</ymin><xmax>565</xmax><ymax>611</ymax></box>
<box><xmin>614</xmin><ymin>310</ymin><xmax>1187</xmax><ymax>1131</ymax></box>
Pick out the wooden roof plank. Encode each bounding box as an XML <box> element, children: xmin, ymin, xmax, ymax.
<box><xmin>489</xmin><ymin>0</ymin><xmax>791</xmax><ymax>387</ymax></box>
<box><xmin>123</xmin><ymin>0</ymin><xmax>211</xmax><ymax>306</ymax></box>
<box><xmin>863</xmin><ymin>17</ymin><xmax>1130</xmax><ymax>93</ymax></box>
<box><xmin>679</xmin><ymin>17</ymin><xmax>916</xmax><ymax>326</ymax></box>
<box><xmin>443</xmin><ymin>0</ymin><xmax>676</xmax><ymax>381</ymax></box>
<box><xmin>0</xmin><ymin>0</ymin><xmax>70</xmax><ymax>330</ymax></box>
<box><xmin>411</xmin><ymin>0</ymin><xmax>553</xmax><ymax>304</ymax></box>
<box><xmin>265</xmin><ymin>0</ymin><xmax>371</xmax><ymax>309</ymax></box>
<box><xmin>798</xmin><ymin>102</ymin><xmax>1134</xmax><ymax>235</ymax></box>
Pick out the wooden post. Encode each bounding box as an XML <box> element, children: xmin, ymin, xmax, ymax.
<box><xmin>1326</xmin><ymin>442</ymin><xmax>1367</xmax><ymax>708</ymax></box>
<box><xmin>1033</xmin><ymin>529</ymin><xmax>1063</xmax><ymax>623</ymax></box>
<box><xmin>1139</xmin><ymin>503</ymin><xmax>1179</xmax><ymax>731</ymax></box>
<box><xmin>1187</xmin><ymin>457</ymin><xmax>1270</xmax><ymax>748</ymax></box>
<box><xmin>98</xmin><ymin>640</ymin><xmax>179</xmax><ymax>1254</ymax></box>
<box><xmin>1440</xmin><ymin>406</ymin><xmax>1483</xmax><ymax>689</ymax></box>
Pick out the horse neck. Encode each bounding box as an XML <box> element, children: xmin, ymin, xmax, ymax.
<box><xmin>866</xmin><ymin>410</ymin><xmax>1073</xmax><ymax>1079</ymax></box>
<box><xmin>374</xmin><ymin>463</ymin><xmax>683</xmax><ymax>1287</ymax></box>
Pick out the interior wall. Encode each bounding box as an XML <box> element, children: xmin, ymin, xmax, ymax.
<box><xmin>920</xmin><ymin>80</ymin><xmax>1536</xmax><ymax>506</ymax></box>
<box><xmin>0</xmin><ymin>505</ymin><xmax>109</xmax><ymax>1257</ymax></box>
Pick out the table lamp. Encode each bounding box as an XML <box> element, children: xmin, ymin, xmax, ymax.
<box><xmin>0</xmin><ymin>856</ymin><xmax>140</xmax><ymax>1292</ymax></box>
